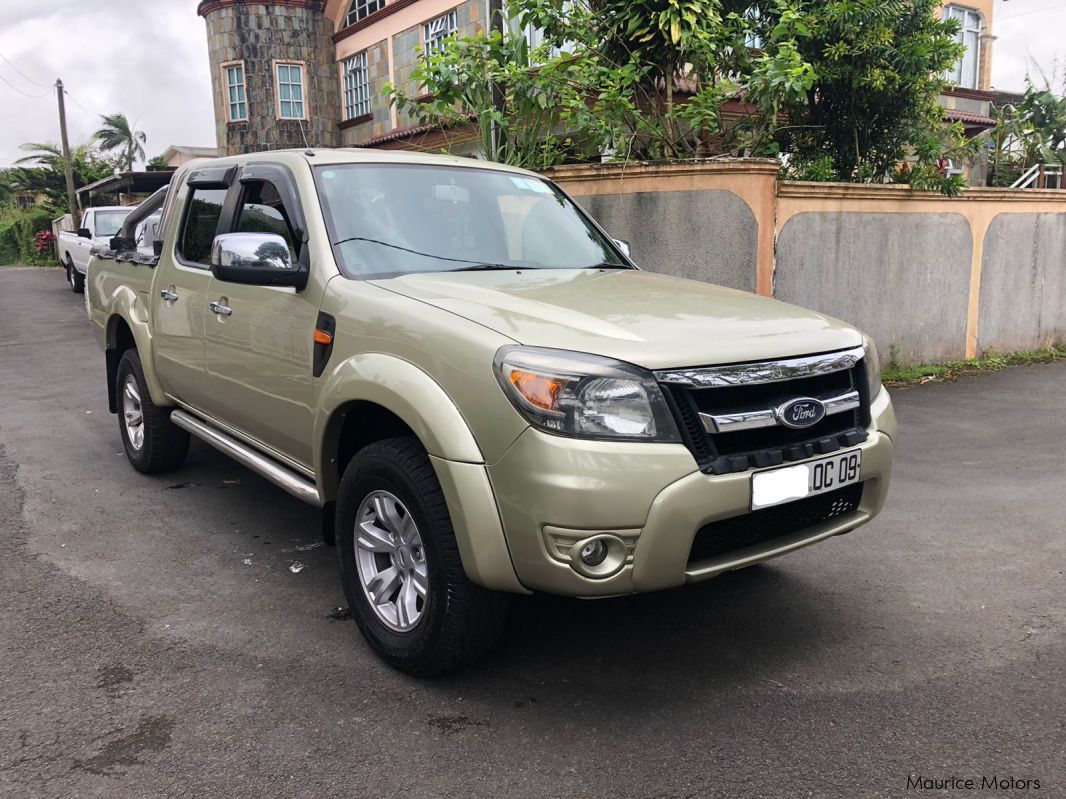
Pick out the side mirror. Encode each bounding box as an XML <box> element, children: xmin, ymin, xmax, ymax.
<box><xmin>612</xmin><ymin>238</ymin><xmax>632</xmax><ymax>258</ymax></box>
<box><xmin>210</xmin><ymin>233</ymin><xmax>307</xmax><ymax>289</ymax></box>
<box><xmin>77</xmin><ymin>227</ymin><xmax>92</xmax><ymax>239</ymax></box>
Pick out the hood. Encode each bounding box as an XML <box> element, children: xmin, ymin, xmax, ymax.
<box><xmin>372</xmin><ymin>269</ymin><xmax>862</xmax><ymax>370</ymax></box>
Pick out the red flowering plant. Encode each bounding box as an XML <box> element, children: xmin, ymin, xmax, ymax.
<box><xmin>35</xmin><ymin>230</ymin><xmax>56</xmax><ymax>256</ymax></box>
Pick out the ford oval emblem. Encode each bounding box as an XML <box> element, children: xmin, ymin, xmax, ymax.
<box><xmin>777</xmin><ymin>397</ymin><xmax>826</xmax><ymax>429</ymax></box>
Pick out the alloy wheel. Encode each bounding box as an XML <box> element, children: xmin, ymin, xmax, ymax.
<box><xmin>354</xmin><ymin>490</ymin><xmax>428</xmax><ymax>632</ymax></box>
<box><xmin>122</xmin><ymin>374</ymin><xmax>144</xmax><ymax>451</ymax></box>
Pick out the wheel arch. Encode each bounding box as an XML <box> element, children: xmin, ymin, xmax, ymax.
<box><xmin>315</xmin><ymin>354</ymin><xmax>526</xmax><ymax>594</ymax></box>
<box><xmin>102</xmin><ymin>300</ymin><xmax>168</xmax><ymax>413</ymax></box>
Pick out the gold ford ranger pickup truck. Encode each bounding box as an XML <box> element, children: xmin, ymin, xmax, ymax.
<box><xmin>87</xmin><ymin>149</ymin><xmax>895</xmax><ymax>675</ymax></box>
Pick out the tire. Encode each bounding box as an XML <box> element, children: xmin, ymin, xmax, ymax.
<box><xmin>67</xmin><ymin>258</ymin><xmax>85</xmax><ymax>294</ymax></box>
<box><xmin>336</xmin><ymin>437</ymin><xmax>510</xmax><ymax>676</ymax></box>
<box><xmin>115</xmin><ymin>349</ymin><xmax>190</xmax><ymax>474</ymax></box>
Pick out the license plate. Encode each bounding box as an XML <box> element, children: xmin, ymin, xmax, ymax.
<box><xmin>750</xmin><ymin>449</ymin><xmax>861</xmax><ymax>510</ymax></box>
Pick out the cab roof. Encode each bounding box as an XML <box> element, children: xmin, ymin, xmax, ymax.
<box><xmin>196</xmin><ymin>148</ymin><xmax>543</xmax><ymax>179</ymax></box>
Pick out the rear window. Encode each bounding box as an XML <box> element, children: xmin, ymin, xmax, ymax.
<box><xmin>94</xmin><ymin>210</ymin><xmax>132</xmax><ymax>237</ymax></box>
<box><xmin>178</xmin><ymin>188</ymin><xmax>227</xmax><ymax>266</ymax></box>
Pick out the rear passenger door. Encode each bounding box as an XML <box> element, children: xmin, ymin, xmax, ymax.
<box><xmin>152</xmin><ymin>167</ymin><xmax>235</xmax><ymax>410</ymax></box>
<box><xmin>203</xmin><ymin>164</ymin><xmax>321</xmax><ymax>469</ymax></box>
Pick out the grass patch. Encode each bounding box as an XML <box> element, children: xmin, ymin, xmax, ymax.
<box><xmin>883</xmin><ymin>346</ymin><xmax>1066</xmax><ymax>387</ymax></box>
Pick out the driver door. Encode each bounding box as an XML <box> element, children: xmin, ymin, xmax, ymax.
<box><xmin>203</xmin><ymin>168</ymin><xmax>321</xmax><ymax>469</ymax></box>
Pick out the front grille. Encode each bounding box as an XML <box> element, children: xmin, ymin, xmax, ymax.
<box><xmin>688</xmin><ymin>482</ymin><xmax>864</xmax><ymax>564</ymax></box>
<box><xmin>661</xmin><ymin>354</ymin><xmax>872</xmax><ymax>474</ymax></box>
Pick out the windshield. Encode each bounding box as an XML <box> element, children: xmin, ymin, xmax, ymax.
<box><xmin>314</xmin><ymin>163</ymin><xmax>628</xmax><ymax>279</ymax></box>
<box><xmin>94</xmin><ymin>210</ymin><xmax>132</xmax><ymax>237</ymax></box>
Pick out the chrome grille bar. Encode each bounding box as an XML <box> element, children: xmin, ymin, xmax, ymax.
<box><xmin>655</xmin><ymin>346</ymin><xmax>865</xmax><ymax>388</ymax></box>
<box><xmin>700</xmin><ymin>389</ymin><xmax>860</xmax><ymax>434</ymax></box>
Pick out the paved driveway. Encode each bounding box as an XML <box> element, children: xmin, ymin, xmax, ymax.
<box><xmin>1</xmin><ymin>267</ymin><xmax>1063</xmax><ymax>798</ymax></box>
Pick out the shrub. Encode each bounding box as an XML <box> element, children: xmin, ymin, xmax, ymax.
<box><xmin>0</xmin><ymin>206</ymin><xmax>57</xmax><ymax>265</ymax></box>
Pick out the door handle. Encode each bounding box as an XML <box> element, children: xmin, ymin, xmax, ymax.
<box><xmin>209</xmin><ymin>300</ymin><xmax>232</xmax><ymax>317</ymax></box>
<box><xmin>160</xmin><ymin>288</ymin><xmax>178</xmax><ymax>301</ymax></box>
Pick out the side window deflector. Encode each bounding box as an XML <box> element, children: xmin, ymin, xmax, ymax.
<box><xmin>188</xmin><ymin>165</ymin><xmax>237</xmax><ymax>190</ymax></box>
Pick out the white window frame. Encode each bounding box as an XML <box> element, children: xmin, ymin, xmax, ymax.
<box><xmin>343</xmin><ymin>51</ymin><xmax>372</xmax><ymax>120</ymax></box>
<box><xmin>345</xmin><ymin>0</ymin><xmax>385</xmax><ymax>27</ymax></box>
<box><xmin>943</xmin><ymin>5</ymin><xmax>982</xmax><ymax>90</ymax></box>
<box><xmin>423</xmin><ymin>10</ymin><xmax>458</xmax><ymax>58</ymax></box>
<box><xmin>274</xmin><ymin>60</ymin><xmax>307</xmax><ymax>120</ymax></box>
<box><xmin>222</xmin><ymin>60</ymin><xmax>248</xmax><ymax>122</ymax></box>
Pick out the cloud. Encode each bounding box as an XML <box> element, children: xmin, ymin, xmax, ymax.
<box><xmin>0</xmin><ymin>0</ymin><xmax>214</xmax><ymax>165</ymax></box>
<box><xmin>993</xmin><ymin>4</ymin><xmax>1066</xmax><ymax>92</ymax></box>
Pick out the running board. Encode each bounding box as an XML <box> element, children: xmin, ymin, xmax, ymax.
<box><xmin>170</xmin><ymin>410</ymin><xmax>322</xmax><ymax>507</ymax></box>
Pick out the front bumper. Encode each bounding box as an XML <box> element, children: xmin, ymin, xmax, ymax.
<box><xmin>487</xmin><ymin>388</ymin><xmax>896</xmax><ymax>596</ymax></box>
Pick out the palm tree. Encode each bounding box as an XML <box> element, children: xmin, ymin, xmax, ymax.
<box><xmin>94</xmin><ymin>113</ymin><xmax>146</xmax><ymax>171</ymax></box>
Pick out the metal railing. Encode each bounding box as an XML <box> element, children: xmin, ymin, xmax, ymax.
<box><xmin>1011</xmin><ymin>163</ymin><xmax>1064</xmax><ymax>189</ymax></box>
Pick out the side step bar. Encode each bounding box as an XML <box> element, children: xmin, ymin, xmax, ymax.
<box><xmin>170</xmin><ymin>409</ymin><xmax>322</xmax><ymax>507</ymax></box>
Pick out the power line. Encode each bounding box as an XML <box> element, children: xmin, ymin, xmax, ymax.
<box><xmin>0</xmin><ymin>70</ymin><xmax>52</xmax><ymax>98</ymax></box>
<box><xmin>63</xmin><ymin>88</ymin><xmax>98</xmax><ymax>120</ymax></box>
<box><xmin>0</xmin><ymin>50</ymin><xmax>50</xmax><ymax>89</ymax></box>
<box><xmin>999</xmin><ymin>2</ymin><xmax>1066</xmax><ymax>21</ymax></box>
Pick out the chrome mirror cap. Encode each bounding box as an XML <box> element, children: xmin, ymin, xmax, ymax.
<box><xmin>211</xmin><ymin>232</ymin><xmax>294</xmax><ymax>271</ymax></box>
<box><xmin>612</xmin><ymin>238</ymin><xmax>632</xmax><ymax>258</ymax></box>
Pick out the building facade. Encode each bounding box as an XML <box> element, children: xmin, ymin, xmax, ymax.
<box><xmin>199</xmin><ymin>0</ymin><xmax>999</xmax><ymax>166</ymax></box>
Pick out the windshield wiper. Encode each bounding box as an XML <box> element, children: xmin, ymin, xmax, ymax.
<box><xmin>331</xmin><ymin>236</ymin><xmax>485</xmax><ymax>265</ymax></box>
<box><xmin>448</xmin><ymin>263</ymin><xmax>522</xmax><ymax>272</ymax></box>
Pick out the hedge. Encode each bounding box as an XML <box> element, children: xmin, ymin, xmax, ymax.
<box><xmin>0</xmin><ymin>206</ymin><xmax>55</xmax><ymax>265</ymax></box>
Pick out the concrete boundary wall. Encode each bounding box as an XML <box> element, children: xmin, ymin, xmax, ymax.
<box><xmin>546</xmin><ymin>161</ymin><xmax>1066</xmax><ymax>364</ymax></box>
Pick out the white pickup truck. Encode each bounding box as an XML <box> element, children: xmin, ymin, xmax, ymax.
<box><xmin>57</xmin><ymin>206</ymin><xmax>133</xmax><ymax>293</ymax></box>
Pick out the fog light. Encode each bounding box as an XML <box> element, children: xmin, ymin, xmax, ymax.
<box><xmin>579</xmin><ymin>539</ymin><xmax>608</xmax><ymax>567</ymax></box>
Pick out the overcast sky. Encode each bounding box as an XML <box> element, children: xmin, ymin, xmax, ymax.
<box><xmin>1</xmin><ymin>0</ymin><xmax>1064</xmax><ymax>166</ymax></box>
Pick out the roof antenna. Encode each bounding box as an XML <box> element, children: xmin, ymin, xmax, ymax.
<box><xmin>297</xmin><ymin>116</ymin><xmax>311</xmax><ymax>153</ymax></box>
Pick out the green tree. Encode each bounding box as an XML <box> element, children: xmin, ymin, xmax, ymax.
<box><xmin>147</xmin><ymin>154</ymin><xmax>169</xmax><ymax>169</ymax></box>
<box><xmin>773</xmin><ymin>0</ymin><xmax>965</xmax><ymax>190</ymax></box>
<box><xmin>7</xmin><ymin>141</ymin><xmax>119</xmax><ymax>210</ymax></box>
<box><xmin>389</xmin><ymin>0</ymin><xmax>814</xmax><ymax>164</ymax></box>
<box><xmin>1016</xmin><ymin>73</ymin><xmax>1066</xmax><ymax>165</ymax></box>
<box><xmin>94</xmin><ymin>112</ymin><xmax>146</xmax><ymax>171</ymax></box>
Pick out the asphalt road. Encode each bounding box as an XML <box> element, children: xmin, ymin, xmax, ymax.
<box><xmin>1</xmin><ymin>266</ymin><xmax>1063</xmax><ymax>799</ymax></box>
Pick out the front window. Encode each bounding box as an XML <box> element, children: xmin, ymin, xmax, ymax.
<box><xmin>315</xmin><ymin>164</ymin><xmax>628</xmax><ymax>279</ymax></box>
<box><xmin>275</xmin><ymin>62</ymin><xmax>306</xmax><ymax>119</ymax></box>
<box><xmin>943</xmin><ymin>6</ymin><xmax>981</xmax><ymax>90</ymax></box>
<box><xmin>423</xmin><ymin>11</ymin><xmax>458</xmax><ymax>58</ymax></box>
<box><xmin>94</xmin><ymin>210</ymin><xmax>132</xmax><ymax>237</ymax></box>
<box><xmin>345</xmin><ymin>0</ymin><xmax>384</xmax><ymax>27</ymax></box>
<box><xmin>224</xmin><ymin>62</ymin><xmax>248</xmax><ymax>122</ymax></box>
<box><xmin>343</xmin><ymin>52</ymin><xmax>371</xmax><ymax>119</ymax></box>
<box><xmin>179</xmin><ymin>188</ymin><xmax>227</xmax><ymax>266</ymax></box>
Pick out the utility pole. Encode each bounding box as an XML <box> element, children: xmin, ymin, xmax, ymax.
<box><xmin>55</xmin><ymin>79</ymin><xmax>80</xmax><ymax>228</ymax></box>
<box><xmin>488</xmin><ymin>0</ymin><xmax>505</xmax><ymax>158</ymax></box>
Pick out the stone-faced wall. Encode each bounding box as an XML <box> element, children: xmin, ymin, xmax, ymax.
<box><xmin>200</xmin><ymin>0</ymin><xmax>340</xmax><ymax>154</ymax></box>
<box><xmin>339</xmin><ymin>39</ymin><xmax>391</xmax><ymax>145</ymax></box>
<box><xmin>390</xmin><ymin>0</ymin><xmax>485</xmax><ymax>128</ymax></box>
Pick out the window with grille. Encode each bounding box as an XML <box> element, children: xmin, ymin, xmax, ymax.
<box><xmin>345</xmin><ymin>0</ymin><xmax>384</xmax><ymax>27</ymax></box>
<box><xmin>224</xmin><ymin>63</ymin><xmax>247</xmax><ymax>122</ymax></box>
<box><xmin>423</xmin><ymin>11</ymin><xmax>458</xmax><ymax>58</ymax></box>
<box><xmin>344</xmin><ymin>52</ymin><xmax>371</xmax><ymax>119</ymax></box>
<box><xmin>275</xmin><ymin>62</ymin><xmax>306</xmax><ymax>119</ymax></box>
<box><xmin>943</xmin><ymin>6</ymin><xmax>981</xmax><ymax>89</ymax></box>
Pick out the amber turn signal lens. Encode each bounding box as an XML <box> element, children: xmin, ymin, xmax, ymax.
<box><xmin>313</xmin><ymin>329</ymin><xmax>333</xmax><ymax>345</ymax></box>
<box><xmin>508</xmin><ymin>369</ymin><xmax>564</xmax><ymax>412</ymax></box>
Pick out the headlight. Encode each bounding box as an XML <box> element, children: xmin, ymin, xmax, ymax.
<box><xmin>494</xmin><ymin>347</ymin><xmax>681</xmax><ymax>442</ymax></box>
<box><xmin>863</xmin><ymin>336</ymin><xmax>882</xmax><ymax>399</ymax></box>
